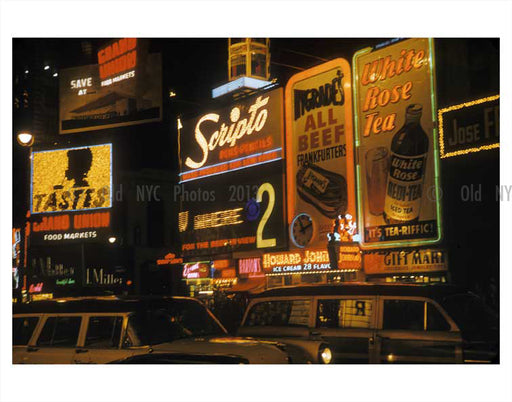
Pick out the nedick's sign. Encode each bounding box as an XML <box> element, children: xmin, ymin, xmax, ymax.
<box><xmin>179</xmin><ymin>88</ymin><xmax>283</xmax><ymax>181</ymax></box>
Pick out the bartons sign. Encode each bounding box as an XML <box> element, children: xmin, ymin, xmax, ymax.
<box><xmin>179</xmin><ymin>88</ymin><xmax>283</xmax><ymax>182</ymax></box>
<box><xmin>31</xmin><ymin>144</ymin><xmax>112</xmax><ymax>214</ymax></box>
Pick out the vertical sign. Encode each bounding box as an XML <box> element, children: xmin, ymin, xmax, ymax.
<box><xmin>353</xmin><ymin>38</ymin><xmax>441</xmax><ymax>248</ymax></box>
<box><xmin>285</xmin><ymin>59</ymin><xmax>356</xmax><ymax>249</ymax></box>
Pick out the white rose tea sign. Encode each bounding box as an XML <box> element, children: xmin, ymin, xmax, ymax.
<box><xmin>353</xmin><ymin>38</ymin><xmax>442</xmax><ymax>248</ymax></box>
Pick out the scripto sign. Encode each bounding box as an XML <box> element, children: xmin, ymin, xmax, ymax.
<box><xmin>179</xmin><ymin>88</ymin><xmax>283</xmax><ymax>182</ymax></box>
<box><xmin>31</xmin><ymin>144</ymin><xmax>112</xmax><ymax>214</ymax></box>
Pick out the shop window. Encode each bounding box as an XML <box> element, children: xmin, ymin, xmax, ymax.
<box><xmin>245</xmin><ymin>300</ymin><xmax>310</xmax><ymax>327</ymax></box>
<box><xmin>317</xmin><ymin>299</ymin><xmax>374</xmax><ymax>329</ymax></box>
<box><xmin>230</xmin><ymin>54</ymin><xmax>246</xmax><ymax>79</ymax></box>
<box><xmin>85</xmin><ymin>316</ymin><xmax>123</xmax><ymax>348</ymax></box>
<box><xmin>37</xmin><ymin>316</ymin><xmax>81</xmax><ymax>347</ymax></box>
<box><xmin>251</xmin><ymin>52</ymin><xmax>266</xmax><ymax>79</ymax></box>
<box><xmin>13</xmin><ymin>317</ymin><xmax>39</xmax><ymax>345</ymax></box>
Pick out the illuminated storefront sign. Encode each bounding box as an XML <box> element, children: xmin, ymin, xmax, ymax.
<box><xmin>438</xmin><ymin>95</ymin><xmax>499</xmax><ymax>158</ymax></box>
<box><xmin>31</xmin><ymin>293</ymin><xmax>53</xmax><ymax>301</ymax></box>
<box><xmin>85</xmin><ymin>268</ymin><xmax>125</xmax><ymax>286</ymax></box>
<box><xmin>156</xmin><ymin>253</ymin><xmax>183</xmax><ymax>265</ymax></box>
<box><xmin>12</xmin><ymin>228</ymin><xmax>21</xmax><ymax>264</ymax></box>
<box><xmin>28</xmin><ymin>282</ymin><xmax>44</xmax><ymax>293</ymax></box>
<box><xmin>179</xmin><ymin>88</ymin><xmax>283</xmax><ymax>182</ymax></box>
<box><xmin>238</xmin><ymin>258</ymin><xmax>263</xmax><ymax>278</ymax></box>
<box><xmin>55</xmin><ymin>278</ymin><xmax>76</xmax><ymax>286</ymax></box>
<box><xmin>31</xmin><ymin>211</ymin><xmax>111</xmax><ymax>244</ymax></box>
<box><xmin>285</xmin><ymin>59</ymin><xmax>356</xmax><ymax>250</ymax></box>
<box><xmin>183</xmin><ymin>262</ymin><xmax>211</xmax><ymax>279</ymax></box>
<box><xmin>59</xmin><ymin>45</ymin><xmax>162</xmax><ymax>134</ymax></box>
<box><xmin>353</xmin><ymin>38</ymin><xmax>442</xmax><ymax>249</ymax></box>
<box><xmin>364</xmin><ymin>248</ymin><xmax>447</xmax><ymax>275</ymax></box>
<box><xmin>263</xmin><ymin>246</ymin><xmax>361</xmax><ymax>275</ymax></box>
<box><xmin>31</xmin><ymin>144</ymin><xmax>112</xmax><ymax>214</ymax></box>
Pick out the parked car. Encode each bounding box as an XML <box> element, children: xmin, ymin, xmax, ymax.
<box><xmin>13</xmin><ymin>295</ymin><xmax>330</xmax><ymax>364</ymax></box>
<box><xmin>110</xmin><ymin>352</ymin><xmax>251</xmax><ymax>364</ymax></box>
<box><xmin>237</xmin><ymin>283</ymin><xmax>499</xmax><ymax>364</ymax></box>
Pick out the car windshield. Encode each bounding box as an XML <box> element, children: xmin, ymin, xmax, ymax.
<box><xmin>440</xmin><ymin>293</ymin><xmax>498</xmax><ymax>338</ymax></box>
<box><xmin>127</xmin><ymin>299</ymin><xmax>226</xmax><ymax>346</ymax></box>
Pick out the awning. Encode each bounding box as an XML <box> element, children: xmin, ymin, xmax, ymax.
<box><xmin>225</xmin><ymin>277</ymin><xmax>266</xmax><ymax>294</ymax></box>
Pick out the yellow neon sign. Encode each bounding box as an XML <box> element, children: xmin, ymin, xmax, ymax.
<box><xmin>31</xmin><ymin>144</ymin><xmax>112</xmax><ymax>214</ymax></box>
<box><xmin>193</xmin><ymin>208</ymin><xmax>243</xmax><ymax>230</ymax></box>
<box><xmin>438</xmin><ymin>95</ymin><xmax>500</xmax><ymax>158</ymax></box>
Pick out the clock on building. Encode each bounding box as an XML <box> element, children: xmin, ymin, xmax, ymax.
<box><xmin>291</xmin><ymin>213</ymin><xmax>314</xmax><ymax>248</ymax></box>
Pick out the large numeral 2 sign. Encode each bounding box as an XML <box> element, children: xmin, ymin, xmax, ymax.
<box><xmin>179</xmin><ymin>160</ymin><xmax>286</xmax><ymax>257</ymax></box>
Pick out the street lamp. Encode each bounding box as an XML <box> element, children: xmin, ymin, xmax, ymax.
<box><xmin>108</xmin><ymin>236</ymin><xmax>117</xmax><ymax>244</ymax></box>
<box><xmin>17</xmin><ymin>132</ymin><xmax>34</xmax><ymax>147</ymax></box>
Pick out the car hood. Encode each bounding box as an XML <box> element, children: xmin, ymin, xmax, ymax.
<box><xmin>151</xmin><ymin>336</ymin><xmax>289</xmax><ymax>364</ymax></box>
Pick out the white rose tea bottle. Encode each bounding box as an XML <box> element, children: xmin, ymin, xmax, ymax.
<box><xmin>383</xmin><ymin>104</ymin><xmax>429</xmax><ymax>225</ymax></box>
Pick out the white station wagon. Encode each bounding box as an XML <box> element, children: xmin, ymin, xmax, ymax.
<box><xmin>13</xmin><ymin>295</ymin><xmax>330</xmax><ymax>364</ymax></box>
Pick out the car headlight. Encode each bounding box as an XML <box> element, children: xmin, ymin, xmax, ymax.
<box><xmin>319</xmin><ymin>346</ymin><xmax>333</xmax><ymax>364</ymax></box>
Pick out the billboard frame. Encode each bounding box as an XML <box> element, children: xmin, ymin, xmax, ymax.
<box><xmin>352</xmin><ymin>38</ymin><xmax>442</xmax><ymax>249</ymax></box>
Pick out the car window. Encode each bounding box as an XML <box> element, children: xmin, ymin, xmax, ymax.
<box><xmin>317</xmin><ymin>299</ymin><xmax>374</xmax><ymax>329</ymax></box>
<box><xmin>426</xmin><ymin>302</ymin><xmax>450</xmax><ymax>331</ymax></box>
<box><xmin>383</xmin><ymin>300</ymin><xmax>451</xmax><ymax>331</ymax></box>
<box><xmin>441</xmin><ymin>293</ymin><xmax>498</xmax><ymax>336</ymax></box>
<box><xmin>127</xmin><ymin>300</ymin><xmax>225</xmax><ymax>346</ymax></box>
<box><xmin>13</xmin><ymin>317</ymin><xmax>39</xmax><ymax>345</ymax></box>
<box><xmin>244</xmin><ymin>300</ymin><xmax>310</xmax><ymax>327</ymax></box>
<box><xmin>85</xmin><ymin>316</ymin><xmax>123</xmax><ymax>348</ymax></box>
<box><xmin>37</xmin><ymin>316</ymin><xmax>81</xmax><ymax>347</ymax></box>
<box><xmin>383</xmin><ymin>300</ymin><xmax>424</xmax><ymax>330</ymax></box>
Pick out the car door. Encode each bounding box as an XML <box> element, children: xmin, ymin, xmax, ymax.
<box><xmin>13</xmin><ymin>315</ymin><xmax>42</xmax><ymax>364</ymax></box>
<box><xmin>26</xmin><ymin>314</ymin><xmax>83</xmax><ymax>364</ymax></box>
<box><xmin>72</xmin><ymin>314</ymin><xmax>131</xmax><ymax>364</ymax></box>
<box><xmin>238</xmin><ymin>297</ymin><xmax>313</xmax><ymax>339</ymax></box>
<box><xmin>375</xmin><ymin>296</ymin><xmax>463</xmax><ymax>364</ymax></box>
<box><xmin>313</xmin><ymin>296</ymin><xmax>378</xmax><ymax>363</ymax></box>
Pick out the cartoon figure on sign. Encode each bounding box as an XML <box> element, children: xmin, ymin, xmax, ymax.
<box><xmin>54</xmin><ymin>148</ymin><xmax>93</xmax><ymax>189</ymax></box>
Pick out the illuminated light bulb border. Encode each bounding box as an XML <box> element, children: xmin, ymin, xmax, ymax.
<box><xmin>266</xmin><ymin>269</ymin><xmax>358</xmax><ymax>277</ymax></box>
<box><xmin>438</xmin><ymin>94</ymin><xmax>500</xmax><ymax>159</ymax></box>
